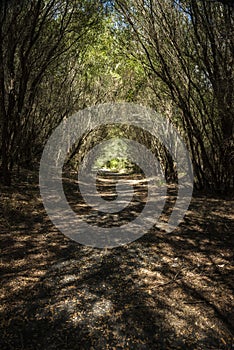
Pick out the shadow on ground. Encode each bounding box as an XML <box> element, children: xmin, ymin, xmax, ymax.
<box><xmin>0</xmin><ymin>170</ymin><xmax>233</xmax><ymax>349</ymax></box>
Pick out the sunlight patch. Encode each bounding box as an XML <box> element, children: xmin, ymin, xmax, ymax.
<box><xmin>92</xmin><ymin>299</ymin><xmax>113</xmax><ymax>317</ymax></box>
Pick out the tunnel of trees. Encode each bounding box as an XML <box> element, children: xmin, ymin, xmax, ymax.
<box><xmin>1</xmin><ymin>1</ymin><xmax>234</xmax><ymax>350</ymax></box>
<box><xmin>0</xmin><ymin>0</ymin><xmax>233</xmax><ymax>192</ymax></box>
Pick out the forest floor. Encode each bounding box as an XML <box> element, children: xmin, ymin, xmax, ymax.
<box><xmin>0</xmin><ymin>169</ymin><xmax>233</xmax><ymax>350</ymax></box>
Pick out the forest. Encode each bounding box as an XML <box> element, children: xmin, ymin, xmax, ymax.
<box><xmin>0</xmin><ymin>0</ymin><xmax>233</xmax><ymax>349</ymax></box>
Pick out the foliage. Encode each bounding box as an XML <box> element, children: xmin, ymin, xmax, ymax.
<box><xmin>0</xmin><ymin>0</ymin><xmax>105</xmax><ymax>184</ymax></box>
<box><xmin>115</xmin><ymin>0</ymin><xmax>234</xmax><ymax>191</ymax></box>
<box><xmin>0</xmin><ymin>0</ymin><xmax>233</xmax><ymax>192</ymax></box>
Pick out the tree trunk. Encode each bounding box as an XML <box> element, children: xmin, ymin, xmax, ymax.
<box><xmin>1</xmin><ymin>118</ymin><xmax>11</xmax><ymax>186</ymax></box>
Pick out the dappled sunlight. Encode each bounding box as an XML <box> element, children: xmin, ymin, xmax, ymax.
<box><xmin>0</xmin><ymin>0</ymin><xmax>233</xmax><ymax>348</ymax></box>
<box><xmin>0</xmin><ymin>171</ymin><xmax>233</xmax><ymax>349</ymax></box>
<box><xmin>92</xmin><ymin>299</ymin><xmax>113</xmax><ymax>317</ymax></box>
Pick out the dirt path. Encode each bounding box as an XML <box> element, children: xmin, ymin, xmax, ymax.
<box><xmin>0</xmin><ymin>170</ymin><xmax>233</xmax><ymax>349</ymax></box>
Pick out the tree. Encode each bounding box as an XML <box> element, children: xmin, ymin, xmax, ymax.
<box><xmin>115</xmin><ymin>0</ymin><xmax>234</xmax><ymax>191</ymax></box>
<box><xmin>0</xmin><ymin>0</ymin><xmax>104</xmax><ymax>185</ymax></box>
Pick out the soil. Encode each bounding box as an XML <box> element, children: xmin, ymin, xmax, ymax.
<box><xmin>0</xmin><ymin>169</ymin><xmax>233</xmax><ymax>350</ymax></box>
